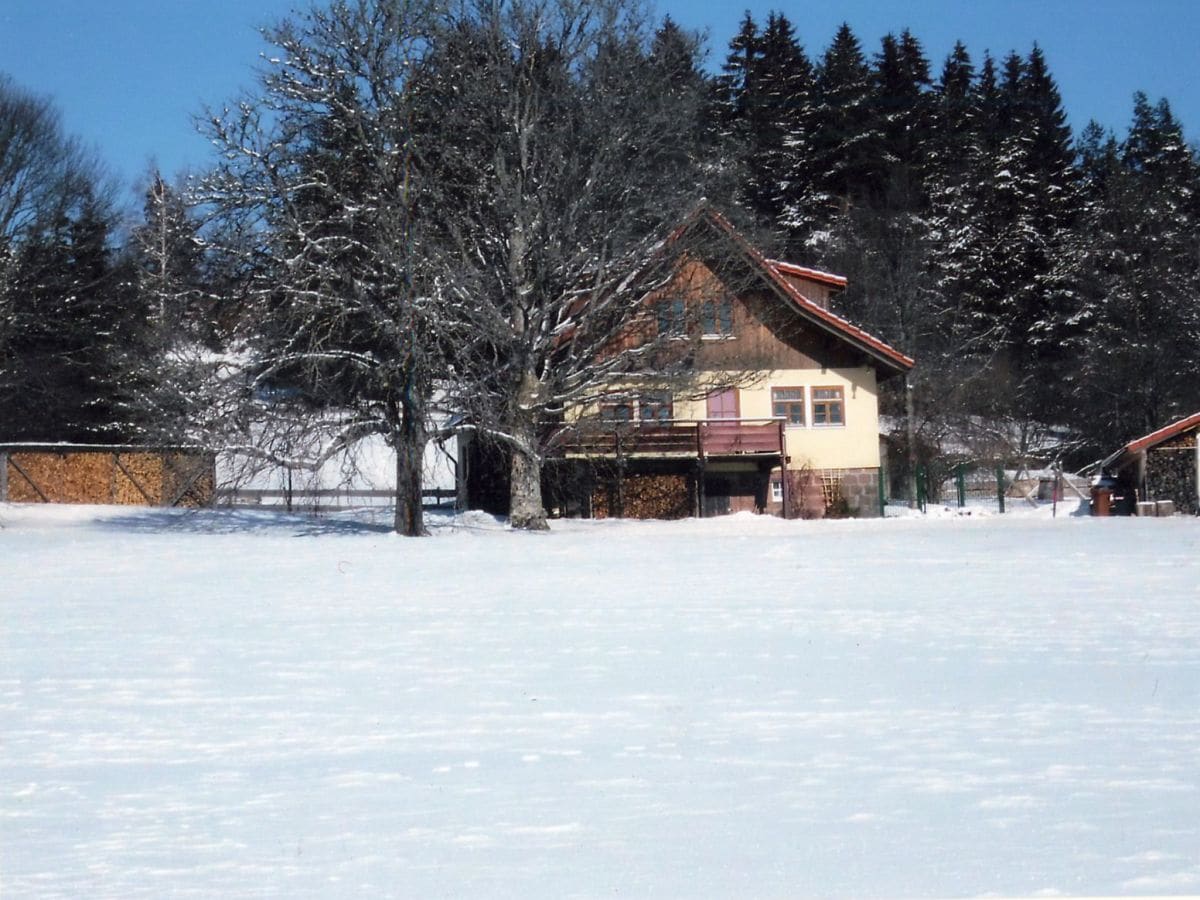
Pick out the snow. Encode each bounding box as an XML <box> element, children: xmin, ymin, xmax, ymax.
<box><xmin>3</xmin><ymin>502</ymin><xmax>1199</xmax><ymax>898</ymax></box>
<box><xmin>217</xmin><ymin>431</ymin><xmax>459</xmax><ymax>505</ymax></box>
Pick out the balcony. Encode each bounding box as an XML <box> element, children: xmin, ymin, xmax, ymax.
<box><xmin>559</xmin><ymin>418</ymin><xmax>785</xmax><ymax>459</ymax></box>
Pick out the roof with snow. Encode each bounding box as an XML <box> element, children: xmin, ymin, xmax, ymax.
<box><xmin>1102</xmin><ymin>411</ymin><xmax>1200</xmax><ymax>471</ymax></box>
<box><xmin>686</xmin><ymin>208</ymin><xmax>915</xmax><ymax>378</ymax></box>
<box><xmin>766</xmin><ymin>259</ymin><xmax>848</xmax><ymax>289</ymax></box>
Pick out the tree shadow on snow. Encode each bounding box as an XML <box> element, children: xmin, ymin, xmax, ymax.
<box><xmin>100</xmin><ymin>506</ymin><xmax>396</xmax><ymax>537</ymax></box>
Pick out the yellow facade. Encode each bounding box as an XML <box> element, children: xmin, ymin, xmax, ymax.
<box><xmin>670</xmin><ymin>366</ymin><xmax>881</xmax><ymax>470</ymax></box>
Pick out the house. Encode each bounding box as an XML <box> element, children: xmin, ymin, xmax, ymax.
<box><xmin>1100</xmin><ymin>412</ymin><xmax>1200</xmax><ymax>515</ymax></box>
<box><xmin>538</xmin><ymin>211</ymin><xmax>914</xmax><ymax>519</ymax></box>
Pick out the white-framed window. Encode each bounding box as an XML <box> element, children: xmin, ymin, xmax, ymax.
<box><xmin>771</xmin><ymin>479</ymin><xmax>783</xmax><ymax>502</ymax></box>
<box><xmin>811</xmin><ymin>386</ymin><xmax>845</xmax><ymax>426</ymax></box>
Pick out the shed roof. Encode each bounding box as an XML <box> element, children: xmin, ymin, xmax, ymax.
<box><xmin>1102</xmin><ymin>411</ymin><xmax>1200</xmax><ymax>471</ymax></box>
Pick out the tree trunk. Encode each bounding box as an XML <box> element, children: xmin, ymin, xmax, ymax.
<box><xmin>509</xmin><ymin>436</ymin><xmax>547</xmax><ymax>530</ymax></box>
<box><xmin>393</xmin><ymin>392</ymin><xmax>427</xmax><ymax>537</ymax></box>
<box><xmin>508</xmin><ymin>372</ymin><xmax>548</xmax><ymax>530</ymax></box>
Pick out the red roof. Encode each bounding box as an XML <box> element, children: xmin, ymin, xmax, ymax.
<box><xmin>767</xmin><ymin>259</ymin><xmax>848</xmax><ymax>289</ymax></box>
<box><xmin>698</xmin><ymin>211</ymin><xmax>915</xmax><ymax>374</ymax></box>
<box><xmin>1103</xmin><ymin>411</ymin><xmax>1200</xmax><ymax>470</ymax></box>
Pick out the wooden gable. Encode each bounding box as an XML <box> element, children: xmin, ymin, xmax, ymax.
<box><xmin>660</xmin><ymin>250</ymin><xmax>910</xmax><ymax>378</ymax></box>
<box><xmin>675</xmin><ymin>209</ymin><xmax>914</xmax><ymax>379</ymax></box>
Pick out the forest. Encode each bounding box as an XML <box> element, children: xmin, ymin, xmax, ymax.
<box><xmin>0</xmin><ymin>0</ymin><xmax>1197</xmax><ymax>533</ymax></box>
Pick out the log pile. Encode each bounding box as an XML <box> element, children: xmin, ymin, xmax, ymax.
<box><xmin>3</xmin><ymin>447</ymin><xmax>215</xmax><ymax>507</ymax></box>
<box><xmin>592</xmin><ymin>472</ymin><xmax>692</xmax><ymax>519</ymax></box>
<box><xmin>1146</xmin><ymin>431</ymin><xmax>1198</xmax><ymax>515</ymax></box>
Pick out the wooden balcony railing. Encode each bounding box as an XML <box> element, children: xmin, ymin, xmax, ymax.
<box><xmin>560</xmin><ymin>418</ymin><xmax>785</xmax><ymax>459</ymax></box>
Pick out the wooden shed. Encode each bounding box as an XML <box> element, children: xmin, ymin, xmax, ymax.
<box><xmin>1101</xmin><ymin>413</ymin><xmax>1200</xmax><ymax>515</ymax></box>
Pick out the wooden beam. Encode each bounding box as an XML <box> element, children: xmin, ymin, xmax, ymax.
<box><xmin>112</xmin><ymin>453</ymin><xmax>156</xmax><ymax>505</ymax></box>
<box><xmin>7</xmin><ymin>456</ymin><xmax>49</xmax><ymax>503</ymax></box>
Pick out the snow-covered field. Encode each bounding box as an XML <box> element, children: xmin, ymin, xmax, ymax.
<box><xmin>2</xmin><ymin>502</ymin><xmax>1198</xmax><ymax>898</ymax></box>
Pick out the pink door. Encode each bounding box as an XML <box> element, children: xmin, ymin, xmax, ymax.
<box><xmin>704</xmin><ymin>388</ymin><xmax>741</xmax><ymax>454</ymax></box>
<box><xmin>706</xmin><ymin>388</ymin><xmax>739</xmax><ymax>419</ymax></box>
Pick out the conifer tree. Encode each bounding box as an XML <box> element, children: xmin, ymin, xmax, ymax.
<box><xmin>1068</xmin><ymin>95</ymin><xmax>1200</xmax><ymax>448</ymax></box>
<box><xmin>872</xmin><ymin>29</ymin><xmax>932</xmax><ymax>207</ymax></box>
<box><xmin>750</xmin><ymin>13</ymin><xmax>813</xmax><ymax>226</ymax></box>
<box><xmin>807</xmin><ymin>23</ymin><xmax>877</xmax><ymax>213</ymax></box>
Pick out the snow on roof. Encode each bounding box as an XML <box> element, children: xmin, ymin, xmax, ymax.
<box><xmin>766</xmin><ymin>259</ymin><xmax>848</xmax><ymax>289</ymax></box>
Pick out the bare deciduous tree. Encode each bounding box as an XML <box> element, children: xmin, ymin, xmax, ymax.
<box><xmin>196</xmin><ymin>0</ymin><xmax>444</xmax><ymax>535</ymax></box>
<box><xmin>415</xmin><ymin>0</ymin><xmax>731</xmax><ymax>529</ymax></box>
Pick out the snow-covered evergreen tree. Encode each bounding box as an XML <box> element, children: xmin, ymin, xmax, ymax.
<box><xmin>1067</xmin><ymin>94</ymin><xmax>1200</xmax><ymax>449</ymax></box>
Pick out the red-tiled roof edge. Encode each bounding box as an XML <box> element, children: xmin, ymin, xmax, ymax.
<box><xmin>693</xmin><ymin>209</ymin><xmax>914</xmax><ymax>373</ymax></box>
<box><xmin>767</xmin><ymin>259</ymin><xmax>848</xmax><ymax>289</ymax></box>
<box><xmin>1108</xmin><ymin>411</ymin><xmax>1200</xmax><ymax>466</ymax></box>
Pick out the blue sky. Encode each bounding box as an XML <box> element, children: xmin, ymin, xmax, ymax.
<box><xmin>1</xmin><ymin>0</ymin><xmax>1197</xmax><ymax>198</ymax></box>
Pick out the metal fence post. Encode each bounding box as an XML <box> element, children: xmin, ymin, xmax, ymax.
<box><xmin>878</xmin><ymin>467</ymin><xmax>886</xmax><ymax>518</ymax></box>
<box><xmin>916</xmin><ymin>465</ymin><xmax>927</xmax><ymax>513</ymax></box>
<box><xmin>956</xmin><ymin>464</ymin><xmax>966</xmax><ymax>508</ymax></box>
<box><xmin>995</xmin><ymin>464</ymin><xmax>1006</xmax><ymax>514</ymax></box>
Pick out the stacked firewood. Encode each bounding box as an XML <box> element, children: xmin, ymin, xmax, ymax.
<box><xmin>3</xmin><ymin>449</ymin><xmax>214</xmax><ymax>506</ymax></box>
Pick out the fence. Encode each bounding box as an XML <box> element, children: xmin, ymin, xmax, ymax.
<box><xmin>215</xmin><ymin>486</ymin><xmax>458</xmax><ymax>513</ymax></box>
<box><xmin>913</xmin><ymin>462</ymin><xmax>1089</xmax><ymax>514</ymax></box>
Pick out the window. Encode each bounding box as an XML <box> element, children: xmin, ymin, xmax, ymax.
<box><xmin>771</xmin><ymin>387</ymin><xmax>805</xmax><ymax>426</ymax></box>
<box><xmin>771</xmin><ymin>479</ymin><xmax>783</xmax><ymax>503</ymax></box>
<box><xmin>638</xmin><ymin>391</ymin><xmax>673</xmax><ymax>423</ymax></box>
<box><xmin>600</xmin><ymin>392</ymin><xmax>672</xmax><ymax>423</ymax></box>
<box><xmin>811</xmin><ymin>386</ymin><xmax>845</xmax><ymax>426</ymax></box>
<box><xmin>600</xmin><ymin>397</ymin><xmax>634</xmax><ymax>422</ymax></box>
<box><xmin>701</xmin><ymin>297</ymin><xmax>734</xmax><ymax>336</ymax></box>
<box><xmin>655</xmin><ymin>297</ymin><xmax>686</xmax><ymax>336</ymax></box>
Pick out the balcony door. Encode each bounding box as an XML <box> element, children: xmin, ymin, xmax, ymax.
<box><xmin>704</xmin><ymin>388</ymin><xmax>741</xmax><ymax>455</ymax></box>
<box><xmin>706</xmin><ymin>388</ymin><xmax>739</xmax><ymax>419</ymax></box>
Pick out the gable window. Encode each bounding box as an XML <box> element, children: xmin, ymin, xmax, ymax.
<box><xmin>811</xmin><ymin>386</ymin><xmax>845</xmax><ymax>426</ymax></box>
<box><xmin>771</xmin><ymin>387</ymin><xmax>806</xmax><ymax>426</ymax></box>
<box><xmin>655</xmin><ymin>297</ymin><xmax>686</xmax><ymax>336</ymax></box>
<box><xmin>701</xmin><ymin>297</ymin><xmax>734</xmax><ymax>336</ymax></box>
<box><xmin>638</xmin><ymin>391</ymin><xmax>673</xmax><ymax>423</ymax></box>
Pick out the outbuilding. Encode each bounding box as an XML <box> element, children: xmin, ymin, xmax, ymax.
<box><xmin>1100</xmin><ymin>412</ymin><xmax>1200</xmax><ymax>515</ymax></box>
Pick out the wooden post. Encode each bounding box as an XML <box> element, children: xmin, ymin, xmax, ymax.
<box><xmin>905</xmin><ymin>375</ymin><xmax>918</xmax><ymax>508</ymax></box>
<box><xmin>0</xmin><ymin>452</ymin><xmax>7</xmax><ymax>502</ymax></box>
<box><xmin>614</xmin><ymin>428</ymin><xmax>625</xmax><ymax>519</ymax></box>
